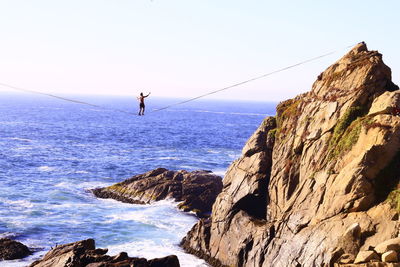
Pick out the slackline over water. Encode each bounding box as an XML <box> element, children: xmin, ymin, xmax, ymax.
<box><xmin>0</xmin><ymin>43</ymin><xmax>358</xmax><ymax>115</ymax></box>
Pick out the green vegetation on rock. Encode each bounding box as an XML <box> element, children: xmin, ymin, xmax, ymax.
<box><xmin>275</xmin><ymin>99</ymin><xmax>301</xmax><ymax>138</ymax></box>
<box><xmin>328</xmin><ymin>106</ymin><xmax>369</xmax><ymax>160</ymax></box>
<box><xmin>387</xmin><ymin>189</ymin><xmax>400</xmax><ymax>212</ymax></box>
<box><xmin>276</xmin><ymin>99</ymin><xmax>301</xmax><ymax>127</ymax></box>
<box><xmin>268</xmin><ymin>128</ymin><xmax>277</xmax><ymax>139</ymax></box>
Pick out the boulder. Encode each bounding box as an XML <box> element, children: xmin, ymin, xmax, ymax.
<box><xmin>335</xmin><ymin>263</ymin><xmax>400</xmax><ymax>267</ymax></box>
<box><xmin>29</xmin><ymin>239</ymin><xmax>180</xmax><ymax>267</ymax></box>
<box><xmin>92</xmin><ymin>168</ymin><xmax>223</xmax><ymax>217</ymax></box>
<box><xmin>375</xmin><ymin>238</ymin><xmax>400</xmax><ymax>254</ymax></box>
<box><xmin>354</xmin><ymin>251</ymin><xmax>380</xmax><ymax>264</ymax></box>
<box><xmin>368</xmin><ymin>91</ymin><xmax>400</xmax><ymax>115</ymax></box>
<box><xmin>181</xmin><ymin>42</ymin><xmax>400</xmax><ymax>266</ymax></box>
<box><xmin>0</xmin><ymin>238</ymin><xmax>31</xmax><ymax>260</ymax></box>
<box><xmin>382</xmin><ymin>250</ymin><xmax>398</xmax><ymax>262</ymax></box>
<box><xmin>338</xmin><ymin>253</ymin><xmax>355</xmax><ymax>264</ymax></box>
<box><xmin>148</xmin><ymin>255</ymin><xmax>180</xmax><ymax>267</ymax></box>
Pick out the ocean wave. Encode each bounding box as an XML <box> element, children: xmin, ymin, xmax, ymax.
<box><xmin>107</xmin><ymin>240</ymin><xmax>208</xmax><ymax>267</ymax></box>
<box><xmin>1</xmin><ymin>250</ymin><xmax>47</xmax><ymax>267</ymax></box>
<box><xmin>54</xmin><ymin>181</ymin><xmax>111</xmax><ymax>192</ymax></box>
<box><xmin>178</xmin><ymin>165</ymin><xmax>199</xmax><ymax>170</ymax></box>
<box><xmin>1</xmin><ymin>198</ymin><xmax>34</xmax><ymax>209</ymax></box>
<box><xmin>0</xmin><ymin>232</ymin><xmax>17</xmax><ymax>239</ymax></box>
<box><xmin>79</xmin><ymin>181</ymin><xmax>111</xmax><ymax>189</ymax></box>
<box><xmin>13</xmin><ymin>146</ymin><xmax>34</xmax><ymax>151</ymax></box>
<box><xmin>50</xmin><ymin>202</ymin><xmax>93</xmax><ymax>210</ymax></box>
<box><xmin>103</xmin><ymin>199</ymin><xmax>195</xmax><ymax>232</ymax></box>
<box><xmin>0</xmin><ymin>121</ymin><xmax>25</xmax><ymax>126</ymax></box>
<box><xmin>157</xmin><ymin>156</ymin><xmax>180</xmax><ymax>160</ymax></box>
<box><xmin>76</xmin><ymin>170</ymin><xmax>90</xmax><ymax>174</ymax></box>
<box><xmin>7</xmin><ymin>137</ymin><xmax>33</xmax><ymax>142</ymax></box>
<box><xmin>211</xmin><ymin>169</ymin><xmax>226</xmax><ymax>177</ymax></box>
<box><xmin>37</xmin><ymin>166</ymin><xmax>56</xmax><ymax>172</ymax></box>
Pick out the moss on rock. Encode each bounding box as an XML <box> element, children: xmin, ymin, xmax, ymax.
<box><xmin>328</xmin><ymin>106</ymin><xmax>369</xmax><ymax>160</ymax></box>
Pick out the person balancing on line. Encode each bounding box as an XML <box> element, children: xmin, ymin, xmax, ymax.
<box><xmin>137</xmin><ymin>92</ymin><xmax>150</xmax><ymax>115</ymax></box>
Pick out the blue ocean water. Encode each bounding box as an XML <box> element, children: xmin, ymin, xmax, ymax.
<box><xmin>0</xmin><ymin>93</ymin><xmax>276</xmax><ymax>266</ymax></box>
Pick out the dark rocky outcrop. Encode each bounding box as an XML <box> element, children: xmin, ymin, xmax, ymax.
<box><xmin>0</xmin><ymin>238</ymin><xmax>31</xmax><ymax>260</ymax></box>
<box><xmin>182</xmin><ymin>42</ymin><xmax>400</xmax><ymax>266</ymax></box>
<box><xmin>29</xmin><ymin>239</ymin><xmax>180</xmax><ymax>267</ymax></box>
<box><xmin>92</xmin><ymin>168</ymin><xmax>223</xmax><ymax>217</ymax></box>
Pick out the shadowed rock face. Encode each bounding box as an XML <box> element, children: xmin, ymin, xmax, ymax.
<box><xmin>0</xmin><ymin>238</ymin><xmax>31</xmax><ymax>260</ymax></box>
<box><xmin>29</xmin><ymin>239</ymin><xmax>180</xmax><ymax>267</ymax></box>
<box><xmin>92</xmin><ymin>168</ymin><xmax>223</xmax><ymax>217</ymax></box>
<box><xmin>181</xmin><ymin>42</ymin><xmax>400</xmax><ymax>267</ymax></box>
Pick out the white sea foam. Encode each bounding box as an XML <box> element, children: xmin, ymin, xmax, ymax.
<box><xmin>2</xmin><ymin>198</ymin><xmax>34</xmax><ymax>209</ymax></box>
<box><xmin>2</xmin><ymin>250</ymin><xmax>47</xmax><ymax>267</ymax></box>
<box><xmin>211</xmin><ymin>169</ymin><xmax>226</xmax><ymax>177</ymax></box>
<box><xmin>54</xmin><ymin>180</ymin><xmax>111</xmax><ymax>193</ymax></box>
<box><xmin>97</xmin><ymin>197</ymin><xmax>142</xmax><ymax>209</ymax></box>
<box><xmin>206</xmin><ymin>149</ymin><xmax>221</xmax><ymax>154</ymax></box>
<box><xmin>228</xmin><ymin>153</ymin><xmax>240</xmax><ymax>159</ymax></box>
<box><xmin>79</xmin><ymin>181</ymin><xmax>112</xmax><ymax>189</ymax></box>
<box><xmin>13</xmin><ymin>146</ymin><xmax>33</xmax><ymax>151</ymax></box>
<box><xmin>104</xmin><ymin>199</ymin><xmax>195</xmax><ymax>232</ymax></box>
<box><xmin>54</xmin><ymin>182</ymin><xmax>72</xmax><ymax>188</ymax></box>
<box><xmin>0</xmin><ymin>232</ymin><xmax>16</xmax><ymax>238</ymax></box>
<box><xmin>107</xmin><ymin>240</ymin><xmax>208</xmax><ymax>267</ymax></box>
<box><xmin>50</xmin><ymin>202</ymin><xmax>92</xmax><ymax>209</ymax></box>
<box><xmin>157</xmin><ymin>156</ymin><xmax>180</xmax><ymax>160</ymax></box>
<box><xmin>179</xmin><ymin>165</ymin><xmax>198</xmax><ymax>170</ymax></box>
<box><xmin>75</xmin><ymin>171</ymin><xmax>89</xmax><ymax>174</ymax></box>
<box><xmin>37</xmin><ymin>166</ymin><xmax>56</xmax><ymax>172</ymax></box>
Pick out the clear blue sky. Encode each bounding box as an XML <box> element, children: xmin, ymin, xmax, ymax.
<box><xmin>0</xmin><ymin>0</ymin><xmax>399</xmax><ymax>101</ymax></box>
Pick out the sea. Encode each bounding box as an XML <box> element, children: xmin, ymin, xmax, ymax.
<box><xmin>0</xmin><ymin>92</ymin><xmax>276</xmax><ymax>266</ymax></box>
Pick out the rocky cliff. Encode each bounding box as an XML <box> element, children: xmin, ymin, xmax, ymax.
<box><xmin>182</xmin><ymin>42</ymin><xmax>400</xmax><ymax>266</ymax></box>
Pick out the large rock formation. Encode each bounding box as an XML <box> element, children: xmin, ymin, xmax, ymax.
<box><xmin>29</xmin><ymin>239</ymin><xmax>180</xmax><ymax>267</ymax></box>
<box><xmin>0</xmin><ymin>238</ymin><xmax>31</xmax><ymax>260</ymax></box>
<box><xmin>181</xmin><ymin>42</ymin><xmax>400</xmax><ymax>266</ymax></box>
<box><xmin>92</xmin><ymin>168</ymin><xmax>223</xmax><ymax>217</ymax></box>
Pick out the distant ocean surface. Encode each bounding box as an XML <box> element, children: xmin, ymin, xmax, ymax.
<box><xmin>0</xmin><ymin>93</ymin><xmax>276</xmax><ymax>266</ymax></box>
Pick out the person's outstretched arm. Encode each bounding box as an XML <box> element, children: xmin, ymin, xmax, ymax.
<box><xmin>145</xmin><ymin>92</ymin><xmax>151</xmax><ymax>97</ymax></box>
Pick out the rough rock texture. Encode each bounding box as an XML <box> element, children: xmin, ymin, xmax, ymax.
<box><xmin>382</xmin><ymin>251</ymin><xmax>398</xmax><ymax>263</ymax></box>
<box><xmin>182</xmin><ymin>42</ymin><xmax>400</xmax><ymax>267</ymax></box>
<box><xmin>375</xmin><ymin>238</ymin><xmax>400</xmax><ymax>254</ymax></box>
<box><xmin>336</xmin><ymin>263</ymin><xmax>400</xmax><ymax>267</ymax></box>
<box><xmin>29</xmin><ymin>239</ymin><xmax>180</xmax><ymax>267</ymax></box>
<box><xmin>92</xmin><ymin>168</ymin><xmax>223</xmax><ymax>217</ymax></box>
<box><xmin>354</xmin><ymin>251</ymin><xmax>380</xmax><ymax>263</ymax></box>
<box><xmin>0</xmin><ymin>238</ymin><xmax>31</xmax><ymax>260</ymax></box>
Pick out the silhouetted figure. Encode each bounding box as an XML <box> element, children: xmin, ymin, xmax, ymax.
<box><xmin>138</xmin><ymin>92</ymin><xmax>150</xmax><ymax>115</ymax></box>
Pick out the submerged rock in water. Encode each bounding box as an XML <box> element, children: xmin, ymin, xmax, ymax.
<box><xmin>0</xmin><ymin>238</ymin><xmax>31</xmax><ymax>260</ymax></box>
<box><xmin>91</xmin><ymin>168</ymin><xmax>223</xmax><ymax>217</ymax></box>
<box><xmin>181</xmin><ymin>42</ymin><xmax>400</xmax><ymax>266</ymax></box>
<box><xmin>29</xmin><ymin>239</ymin><xmax>180</xmax><ymax>267</ymax></box>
